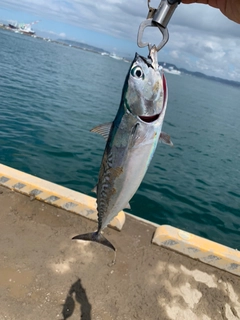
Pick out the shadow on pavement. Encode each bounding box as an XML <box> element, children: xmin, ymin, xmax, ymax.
<box><xmin>61</xmin><ymin>278</ymin><xmax>92</xmax><ymax>320</ymax></box>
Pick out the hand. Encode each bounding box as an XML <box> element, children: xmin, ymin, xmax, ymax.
<box><xmin>182</xmin><ymin>0</ymin><xmax>240</xmax><ymax>24</ymax></box>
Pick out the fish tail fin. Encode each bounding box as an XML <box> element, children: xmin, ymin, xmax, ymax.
<box><xmin>72</xmin><ymin>232</ymin><xmax>115</xmax><ymax>252</ymax></box>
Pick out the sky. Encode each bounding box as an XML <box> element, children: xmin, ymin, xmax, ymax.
<box><xmin>0</xmin><ymin>0</ymin><xmax>240</xmax><ymax>81</ymax></box>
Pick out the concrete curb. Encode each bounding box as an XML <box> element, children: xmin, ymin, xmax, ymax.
<box><xmin>0</xmin><ymin>163</ymin><xmax>125</xmax><ymax>231</ymax></box>
<box><xmin>153</xmin><ymin>225</ymin><xmax>240</xmax><ymax>276</ymax></box>
<box><xmin>1</xmin><ymin>163</ymin><xmax>239</xmax><ymax>276</ymax></box>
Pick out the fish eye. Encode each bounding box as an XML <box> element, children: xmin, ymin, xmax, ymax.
<box><xmin>131</xmin><ymin>66</ymin><xmax>144</xmax><ymax>79</ymax></box>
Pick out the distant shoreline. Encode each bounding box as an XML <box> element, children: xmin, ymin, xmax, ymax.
<box><xmin>1</xmin><ymin>25</ymin><xmax>239</xmax><ymax>88</ymax></box>
<box><xmin>0</xmin><ymin>25</ymin><xmax>107</xmax><ymax>53</ymax></box>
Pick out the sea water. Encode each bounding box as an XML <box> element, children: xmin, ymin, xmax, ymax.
<box><xmin>0</xmin><ymin>29</ymin><xmax>239</xmax><ymax>249</ymax></box>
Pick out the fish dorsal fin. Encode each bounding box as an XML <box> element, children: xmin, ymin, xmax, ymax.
<box><xmin>159</xmin><ymin>132</ymin><xmax>173</xmax><ymax>146</ymax></box>
<box><xmin>91</xmin><ymin>122</ymin><xmax>112</xmax><ymax>140</ymax></box>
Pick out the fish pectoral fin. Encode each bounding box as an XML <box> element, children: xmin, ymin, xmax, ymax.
<box><xmin>90</xmin><ymin>122</ymin><xmax>112</xmax><ymax>140</ymax></box>
<box><xmin>72</xmin><ymin>232</ymin><xmax>115</xmax><ymax>251</ymax></box>
<box><xmin>124</xmin><ymin>203</ymin><xmax>131</xmax><ymax>210</ymax></box>
<box><xmin>91</xmin><ymin>185</ymin><xmax>97</xmax><ymax>193</ymax></box>
<box><xmin>159</xmin><ymin>132</ymin><xmax>173</xmax><ymax>146</ymax></box>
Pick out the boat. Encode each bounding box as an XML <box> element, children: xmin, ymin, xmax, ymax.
<box><xmin>109</xmin><ymin>53</ymin><xmax>123</xmax><ymax>60</ymax></box>
<box><xmin>8</xmin><ymin>23</ymin><xmax>18</xmax><ymax>29</ymax></box>
<box><xmin>161</xmin><ymin>66</ymin><xmax>181</xmax><ymax>75</ymax></box>
<box><xmin>8</xmin><ymin>20</ymin><xmax>40</xmax><ymax>36</ymax></box>
<box><xmin>18</xmin><ymin>23</ymin><xmax>35</xmax><ymax>35</ymax></box>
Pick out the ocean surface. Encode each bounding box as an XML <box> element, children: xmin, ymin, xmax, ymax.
<box><xmin>0</xmin><ymin>29</ymin><xmax>240</xmax><ymax>249</ymax></box>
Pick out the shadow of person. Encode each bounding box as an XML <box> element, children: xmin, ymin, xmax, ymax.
<box><xmin>61</xmin><ymin>278</ymin><xmax>92</xmax><ymax>320</ymax></box>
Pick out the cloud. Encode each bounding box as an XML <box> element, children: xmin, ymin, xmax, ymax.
<box><xmin>165</xmin><ymin>18</ymin><xmax>240</xmax><ymax>80</ymax></box>
<box><xmin>157</xmin><ymin>4</ymin><xmax>240</xmax><ymax>80</ymax></box>
<box><xmin>0</xmin><ymin>0</ymin><xmax>239</xmax><ymax>80</ymax></box>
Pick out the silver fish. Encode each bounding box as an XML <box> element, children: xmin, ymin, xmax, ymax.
<box><xmin>73</xmin><ymin>48</ymin><xmax>171</xmax><ymax>251</ymax></box>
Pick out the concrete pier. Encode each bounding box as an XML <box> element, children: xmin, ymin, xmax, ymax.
<box><xmin>0</xmin><ymin>164</ymin><xmax>240</xmax><ymax>320</ymax></box>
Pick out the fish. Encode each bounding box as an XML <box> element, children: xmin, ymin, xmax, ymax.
<box><xmin>72</xmin><ymin>47</ymin><xmax>172</xmax><ymax>251</ymax></box>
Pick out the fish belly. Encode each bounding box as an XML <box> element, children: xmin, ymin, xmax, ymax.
<box><xmin>99</xmin><ymin>128</ymin><xmax>159</xmax><ymax>230</ymax></box>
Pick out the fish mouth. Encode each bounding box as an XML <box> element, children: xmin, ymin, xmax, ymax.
<box><xmin>138</xmin><ymin>73</ymin><xmax>167</xmax><ymax>124</ymax></box>
<box><xmin>138</xmin><ymin>114</ymin><xmax>160</xmax><ymax>123</ymax></box>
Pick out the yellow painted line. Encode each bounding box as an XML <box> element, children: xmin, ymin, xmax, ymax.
<box><xmin>0</xmin><ymin>163</ymin><xmax>125</xmax><ymax>231</ymax></box>
<box><xmin>1</xmin><ymin>163</ymin><xmax>239</xmax><ymax>276</ymax></box>
<box><xmin>153</xmin><ymin>225</ymin><xmax>240</xmax><ymax>276</ymax></box>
